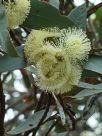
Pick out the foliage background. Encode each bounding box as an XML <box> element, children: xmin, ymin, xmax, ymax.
<box><xmin>1</xmin><ymin>0</ymin><xmax>102</xmax><ymax>136</ymax></box>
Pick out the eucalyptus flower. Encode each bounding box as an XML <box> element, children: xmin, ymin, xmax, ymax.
<box><xmin>4</xmin><ymin>0</ymin><xmax>30</xmax><ymax>29</ymax></box>
<box><xmin>24</xmin><ymin>28</ymin><xmax>91</xmax><ymax>94</ymax></box>
<box><xmin>24</xmin><ymin>29</ymin><xmax>59</xmax><ymax>64</ymax></box>
<box><xmin>60</xmin><ymin>28</ymin><xmax>91</xmax><ymax>61</ymax></box>
<box><xmin>35</xmin><ymin>49</ymin><xmax>82</xmax><ymax>94</ymax></box>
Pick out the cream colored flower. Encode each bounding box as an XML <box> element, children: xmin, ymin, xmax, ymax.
<box><xmin>60</xmin><ymin>28</ymin><xmax>91</xmax><ymax>61</ymax></box>
<box><xmin>4</xmin><ymin>0</ymin><xmax>30</xmax><ymax>29</ymax></box>
<box><xmin>35</xmin><ymin>49</ymin><xmax>82</xmax><ymax>94</ymax></box>
<box><xmin>58</xmin><ymin>64</ymin><xmax>82</xmax><ymax>94</ymax></box>
<box><xmin>24</xmin><ymin>29</ymin><xmax>59</xmax><ymax>64</ymax></box>
<box><xmin>35</xmin><ymin>49</ymin><xmax>71</xmax><ymax>93</ymax></box>
<box><xmin>24</xmin><ymin>28</ymin><xmax>91</xmax><ymax>94</ymax></box>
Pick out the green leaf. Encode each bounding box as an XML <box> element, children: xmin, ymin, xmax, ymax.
<box><xmin>49</xmin><ymin>0</ymin><xmax>59</xmax><ymax>9</ymax></box>
<box><xmin>96</xmin><ymin>7</ymin><xmax>102</xmax><ymax>21</ymax></box>
<box><xmin>74</xmin><ymin>81</ymin><xmax>102</xmax><ymax>98</ymax></box>
<box><xmin>22</xmin><ymin>0</ymin><xmax>75</xmax><ymax>29</ymax></box>
<box><xmin>85</xmin><ymin>55</ymin><xmax>102</xmax><ymax>74</ymax></box>
<box><xmin>0</xmin><ymin>31</ymin><xmax>19</xmax><ymax>57</ymax></box>
<box><xmin>72</xmin><ymin>81</ymin><xmax>102</xmax><ymax>98</ymax></box>
<box><xmin>78</xmin><ymin>81</ymin><xmax>102</xmax><ymax>90</ymax></box>
<box><xmin>0</xmin><ymin>2</ymin><xmax>18</xmax><ymax>56</ymax></box>
<box><xmin>52</xmin><ymin>92</ymin><xmax>66</xmax><ymax>125</ymax></box>
<box><xmin>0</xmin><ymin>55</ymin><xmax>27</xmax><ymax>73</ymax></box>
<box><xmin>0</xmin><ymin>47</ymin><xmax>27</xmax><ymax>73</ymax></box>
<box><xmin>0</xmin><ymin>2</ymin><xmax>8</xmax><ymax>30</ymax></box>
<box><xmin>74</xmin><ymin>89</ymin><xmax>102</xmax><ymax>98</ymax></box>
<box><xmin>68</xmin><ymin>4</ymin><xmax>87</xmax><ymax>30</ymax></box>
<box><xmin>7</xmin><ymin>109</ymin><xmax>52</xmax><ymax>135</ymax></box>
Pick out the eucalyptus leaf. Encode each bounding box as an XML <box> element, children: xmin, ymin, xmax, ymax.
<box><xmin>23</xmin><ymin>0</ymin><xmax>75</xmax><ymax>29</ymax></box>
<box><xmin>0</xmin><ymin>31</ymin><xmax>18</xmax><ymax>57</ymax></box>
<box><xmin>7</xmin><ymin>109</ymin><xmax>52</xmax><ymax>135</ymax></box>
<box><xmin>85</xmin><ymin>55</ymin><xmax>102</xmax><ymax>74</ymax></box>
<box><xmin>78</xmin><ymin>81</ymin><xmax>102</xmax><ymax>90</ymax></box>
<box><xmin>0</xmin><ymin>55</ymin><xmax>27</xmax><ymax>73</ymax></box>
<box><xmin>74</xmin><ymin>89</ymin><xmax>102</xmax><ymax>98</ymax></box>
<box><xmin>0</xmin><ymin>46</ymin><xmax>27</xmax><ymax>73</ymax></box>
<box><xmin>73</xmin><ymin>81</ymin><xmax>102</xmax><ymax>98</ymax></box>
<box><xmin>0</xmin><ymin>2</ymin><xmax>18</xmax><ymax>56</ymax></box>
<box><xmin>96</xmin><ymin>7</ymin><xmax>102</xmax><ymax>21</ymax></box>
<box><xmin>68</xmin><ymin>4</ymin><xmax>87</xmax><ymax>30</ymax></box>
<box><xmin>49</xmin><ymin>0</ymin><xmax>59</xmax><ymax>9</ymax></box>
<box><xmin>52</xmin><ymin>92</ymin><xmax>66</xmax><ymax>125</ymax></box>
<box><xmin>0</xmin><ymin>2</ymin><xmax>8</xmax><ymax>30</ymax></box>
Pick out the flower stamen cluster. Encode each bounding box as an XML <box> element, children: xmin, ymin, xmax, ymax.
<box><xmin>24</xmin><ymin>28</ymin><xmax>91</xmax><ymax>94</ymax></box>
<box><xmin>4</xmin><ymin>0</ymin><xmax>30</xmax><ymax>29</ymax></box>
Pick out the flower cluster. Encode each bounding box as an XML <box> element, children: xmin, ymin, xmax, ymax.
<box><xmin>24</xmin><ymin>28</ymin><xmax>91</xmax><ymax>94</ymax></box>
<box><xmin>4</xmin><ymin>0</ymin><xmax>30</xmax><ymax>29</ymax></box>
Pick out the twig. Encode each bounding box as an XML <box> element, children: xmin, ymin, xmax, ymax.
<box><xmin>59</xmin><ymin>0</ymin><xmax>65</xmax><ymax>14</ymax></box>
<box><xmin>87</xmin><ymin>17</ymin><xmax>98</xmax><ymax>49</ymax></box>
<box><xmin>2</xmin><ymin>72</ymin><xmax>11</xmax><ymax>83</ymax></box>
<box><xmin>58</xmin><ymin>95</ymin><xmax>76</xmax><ymax>130</ymax></box>
<box><xmin>21</xmin><ymin>27</ymin><xmax>31</xmax><ymax>35</ymax></box>
<box><xmin>76</xmin><ymin>94</ymin><xmax>100</xmax><ymax>130</ymax></box>
<box><xmin>23</xmin><ymin>91</ymin><xmax>45</xmax><ymax>136</ymax></box>
<box><xmin>5</xmin><ymin>103</ymin><xmax>34</xmax><ymax>127</ymax></box>
<box><xmin>86</xmin><ymin>0</ymin><xmax>89</xmax><ymax>7</ymax></box>
<box><xmin>9</xmin><ymin>30</ymin><xmax>22</xmax><ymax>46</ymax></box>
<box><xmin>32</xmin><ymin>93</ymin><xmax>52</xmax><ymax>136</ymax></box>
<box><xmin>6</xmin><ymin>94</ymin><xmax>31</xmax><ymax>111</ymax></box>
<box><xmin>90</xmin><ymin>48</ymin><xmax>102</xmax><ymax>53</ymax></box>
<box><xmin>73</xmin><ymin>93</ymin><xmax>102</xmax><ymax>133</ymax></box>
<box><xmin>82</xmin><ymin>94</ymin><xmax>100</xmax><ymax>119</ymax></box>
<box><xmin>0</xmin><ymin>74</ymin><xmax>5</xmax><ymax>136</ymax></box>
<box><xmin>34</xmin><ymin>91</ymin><xmax>45</xmax><ymax>112</ymax></box>
<box><xmin>64</xmin><ymin>0</ymin><xmax>74</xmax><ymax>10</ymax></box>
<box><xmin>43</xmin><ymin>113</ymin><xmax>58</xmax><ymax>124</ymax></box>
<box><xmin>24</xmin><ymin>93</ymin><xmax>52</xmax><ymax>136</ymax></box>
<box><xmin>24</xmin><ymin>114</ymin><xmax>59</xmax><ymax>136</ymax></box>
<box><xmin>87</xmin><ymin>2</ymin><xmax>102</xmax><ymax>17</ymax></box>
<box><xmin>45</xmin><ymin>120</ymin><xmax>58</xmax><ymax>136</ymax></box>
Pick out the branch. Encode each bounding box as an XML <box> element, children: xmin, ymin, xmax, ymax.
<box><xmin>59</xmin><ymin>0</ymin><xmax>65</xmax><ymax>14</ymax></box>
<box><xmin>34</xmin><ymin>91</ymin><xmax>45</xmax><ymax>112</ymax></box>
<box><xmin>45</xmin><ymin>120</ymin><xmax>58</xmax><ymax>136</ymax></box>
<box><xmin>90</xmin><ymin>48</ymin><xmax>102</xmax><ymax>53</ymax></box>
<box><xmin>43</xmin><ymin>113</ymin><xmax>58</xmax><ymax>124</ymax></box>
<box><xmin>0</xmin><ymin>75</ymin><xmax>5</xmax><ymax>136</ymax></box>
<box><xmin>5</xmin><ymin>103</ymin><xmax>34</xmax><ymax>127</ymax></box>
<box><xmin>21</xmin><ymin>27</ymin><xmax>31</xmax><ymax>34</ymax></box>
<box><xmin>9</xmin><ymin>30</ymin><xmax>22</xmax><ymax>46</ymax></box>
<box><xmin>58</xmin><ymin>95</ymin><xmax>76</xmax><ymax>130</ymax></box>
<box><xmin>82</xmin><ymin>94</ymin><xmax>100</xmax><ymax>120</ymax></box>
<box><xmin>2</xmin><ymin>72</ymin><xmax>11</xmax><ymax>83</ymax></box>
<box><xmin>32</xmin><ymin>93</ymin><xmax>52</xmax><ymax>136</ymax></box>
<box><xmin>24</xmin><ymin>93</ymin><xmax>52</xmax><ymax>136</ymax></box>
<box><xmin>87</xmin><ymin>2</ymin><xmax>102</xmax><ymax>17</ymax></box>
<box><xmin>76</xmin><ymin>94</ymin><xmax>101</xmax><ymax>130</ymax></box>
<box><xmin>6</xmin><ymin>94</ymin><xmax>31</xmax><ymax>111</ymax></box>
